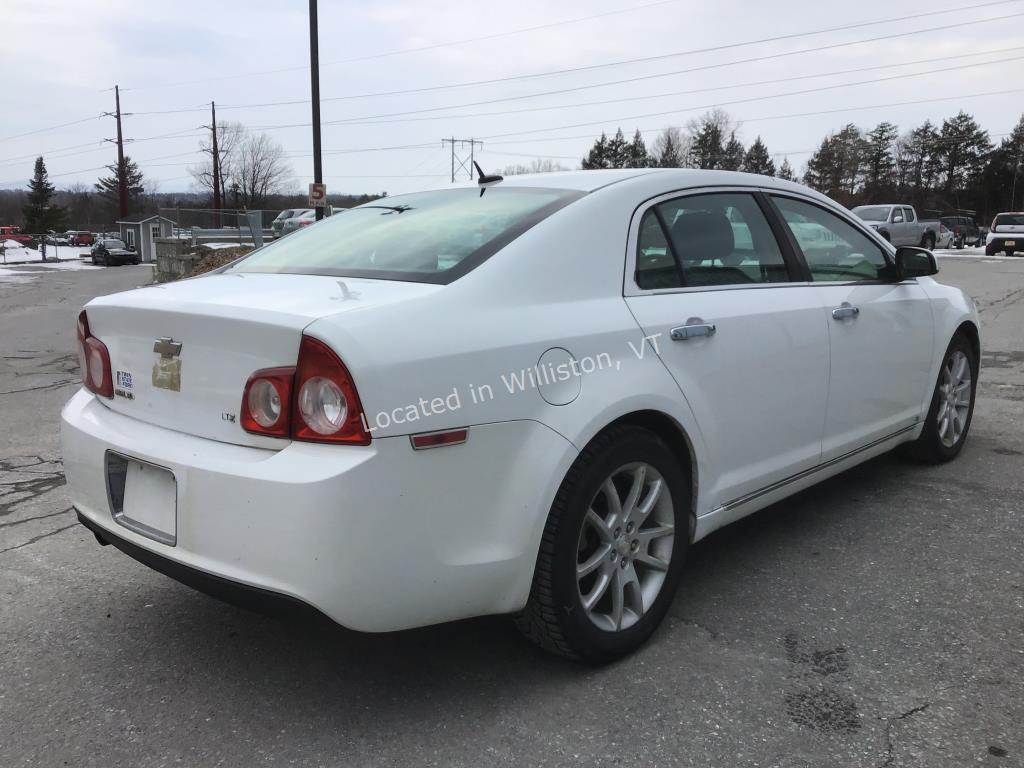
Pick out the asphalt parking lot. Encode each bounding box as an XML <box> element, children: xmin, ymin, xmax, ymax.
<box><xmin>1</xmin><ymin>257</ymin><xmax>1022</xmax><ymax>768</ymax></box>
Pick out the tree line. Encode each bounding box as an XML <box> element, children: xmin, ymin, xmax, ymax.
<box><xmin>576</xmin><ymin>108</ymin><xmax>1024</xmax><ymax>220</ymax></box>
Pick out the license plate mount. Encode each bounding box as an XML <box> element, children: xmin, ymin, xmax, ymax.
<box><xmin>106</xmin><ymin>452</ymin><xmax>177</xmax><ymax>546</ymax></box>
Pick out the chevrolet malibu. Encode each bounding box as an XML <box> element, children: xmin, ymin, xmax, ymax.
<box><xmin>62</xmin><ymin>169</ymin><xmax>980</xmax><ymax>662</ymax></box>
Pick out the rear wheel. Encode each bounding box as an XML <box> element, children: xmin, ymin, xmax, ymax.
<box><xmin>904</xmin><ymin>333</ymin><xmax>977</xmax><ymax>463</ymax></box>
<box><xmin>921</xmin><ymin>232</ymin><xmax>936</xmax><ymax>250</ymax></box>
<box><xmin>516</xmin><ymin>425</ymin><xmax>690</xmax><ymax>662</ymax></box>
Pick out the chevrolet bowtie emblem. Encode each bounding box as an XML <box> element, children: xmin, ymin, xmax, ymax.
<box><xmin>153</xmin><ymin>337</ymin><xmax>182</xmax><ymax>359</ymax></box>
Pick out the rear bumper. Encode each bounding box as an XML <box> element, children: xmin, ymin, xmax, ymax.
<box><xmin>986</xmin><ymin>236</ymin><xmax>1021</xmax><ymax>254</ymax></box>
<box><xmin>61</xmin><ymin>388</ymin><xmax>576</xmax><ymax>631</ymax></box>
<box><xmin>77</xmin><ymin>510</ymin><xmax>330</xmax><ymax>624</ymax></box>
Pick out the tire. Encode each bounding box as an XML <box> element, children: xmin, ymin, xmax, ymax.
<box><xmin>903</xmin><ymin>333</ymin><xmax>977</xmax><ymax>464</ymax></box>
<box><xmin>986</xmin><ymin>245</ymin><xmax>998</xmax><ymax>256</ymax></box>
<box><xmin>921</xmin><ymin>233</ymin><xmax>936</xmax><ymax>250</ymax></box>
<box><xmin>103</xmin><ymin>253</ymin><xmax>112</xmax><ymax>267</ymax></box>
<box><xmin>91</xmin><ymin>255</ymin><xmax>98</xmax><ymax>265</ymax></box>
<box><xmin>515</xmin><ymin>425</ymin><xmax>691</xmax><ymax>663</ymax></box>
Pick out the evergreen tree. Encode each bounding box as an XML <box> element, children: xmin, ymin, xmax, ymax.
<box><xmin>803</xmin><ymin>124</ymin><xmax>866</xmax><ymax>202</ymax></box>
<box><xmin>624</xmin><ymin>129</ymin><xmax>650</xmax><ymax>168</ymax></box>
<box><xmin>22</xmin><ymin>156</ymin><xmax>66</xmax><ymax>233</ymax></box>
<box><xmin>975</xmin><ymin>113</ymin><xmax>1024</xmax><ymax>212</ymax></box>
<box><xmin>937</xmin><ymin>111</ymin><xmax>992</xmax><ymax>194</ymax></box>
<box><xmin>720</xmin><ymin>132</ymin><xmax>745</xmax><ymax>171</ymax></box>
<box><xmin>651</xmin><ymin>127</ymin><xmax>684</xmax><ymax>167</ymax></box>
<box><xmin>605</xmin><ymin>128</ymin><xmax>629</xmax><ymax>168</ymax></box>
<box><xmin>742</xmin><ymin>136</ymin><xmax>775</xmax><ymax>176</ymax></box>
<box><xmin>689</xmin><ymin>121</ymin><xmax>725</xmax><ymax>169</ymax></box>
<box><xmin>95</xmin><ymin>156</ymin><xmax>146</xmax><ymax>219</ymax></box>
<box><xmin>863</xmin><ymin>121</ymin><xmax>899</xmax><ymax>199</ymax></box>
<box><xmin>777</xmin><ymin>157</ymin><xmax>796</xmax><ymax>181</ymax></box>
<box><xmin>581</xmin><ymin>132</ymin><xmax>611</xmax><ymax>170</ymax></box>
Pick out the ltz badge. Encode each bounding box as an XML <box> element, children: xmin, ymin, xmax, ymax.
<box><xmin>152</xmin><ymin>337</ymin><xmax>182</xmax><ymax>392</ymax></box>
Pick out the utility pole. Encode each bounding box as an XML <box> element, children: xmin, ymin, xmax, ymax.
<box><xmin>103</xmin><ymin>85</ymin><xmax>131</xmax><ymax>221</ymax></box>
<box><xmin>309</xmin><ymin>0</ymin><xmax>324</xmax><ymax>221</ymax></box>
<box><xmin>441</xmin><ymin>138</ymin><xmax>483</xmax><ymax>182</ymax></box>
<box><xmin>210</xmin><ymin>101</ymin><xmax>222</xmax><ymax>225</ymax></box>
<box><xmin>113</xmin><ymin>85</ymin><xmax>128</xmax><ymax>218</ymax></box>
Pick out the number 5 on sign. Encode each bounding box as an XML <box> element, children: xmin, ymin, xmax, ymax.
<box><xmin>308</xmin><ymin>182</ymin><xmax>327</xmax><ymax>207</ymax></box>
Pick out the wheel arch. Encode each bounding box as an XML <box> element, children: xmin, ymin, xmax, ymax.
<box><xmin>955</xmin><ymin>319</ymin><xmax>980</xmax><ymax>361</ymax></box>
<box><xmin>594</xmin><ymin>409</ymin><xmax>699</xmax><ymax>542</ymax></box>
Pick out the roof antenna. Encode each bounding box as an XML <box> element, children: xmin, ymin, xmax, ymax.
<box><xmin>473</xmin><ymin>161</ymin><xmax>503</xmax><ymax>185</ymax></box>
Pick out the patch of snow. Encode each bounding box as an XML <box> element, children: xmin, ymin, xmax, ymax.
<box><xmin>200</xmin><ymin>242</ymin><xmax>249</xmax><ymax>250</ymax></box>
<box><xmin>30</xmin><ymin>260</ymin><xmax>104</xmax><ymax>271</ymax></box>
<box><xmin>0</xmin><ymin>267</ymin><xmax>38</xmax><ymax>284</ymax></box>
<box><xmin>0</xmin><ymin>243</ymin><xmax>92</xmax><ymax>264</ymax></box>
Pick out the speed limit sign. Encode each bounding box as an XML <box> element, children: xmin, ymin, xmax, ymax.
<box><xmin>308</xmin><ymin>182</ymin><xmax>327</xmax><ymax>207</ymax></box>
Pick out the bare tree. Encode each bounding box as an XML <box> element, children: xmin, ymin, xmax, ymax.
<box><xmin>650</xmin><ymin>126</ymin><xmax>688</xmax><ymax>167</ymax></box>
<box><xmin>500</xmin><ymin>158</ymin><xmax>568</xmax><ymax>175</ymax></box>
<box><xmin>189</xmin><ymin>121</ymin><xmax>246</xmax><ymax>203</ymax></box>
<box><xmin>232</xmin><ymin>132</ymin><xmax>294</xmax><ymax>208</ymax></box>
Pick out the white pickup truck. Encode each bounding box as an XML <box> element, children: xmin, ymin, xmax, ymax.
<box><xmin>851</xmin><ymin>204</ymin><xmax>940</xmax><ymax>249</ymax></box>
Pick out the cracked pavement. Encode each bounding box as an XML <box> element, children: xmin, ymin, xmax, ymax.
<box><xmin>1</xmin><ymin>259</ymin><xmax>1022</xmax><ymax>767</ymax></box>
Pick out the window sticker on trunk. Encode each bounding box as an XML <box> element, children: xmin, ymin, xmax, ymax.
<box><xmin>115</xmin><ymin>370</ymin><xmax>134</xmax><ymax>400</ymax></box>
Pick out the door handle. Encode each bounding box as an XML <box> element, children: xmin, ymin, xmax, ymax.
<box><xmin>831</xmin><ymin>303</ymin><xmax>860</xmax><ymax>320</ymax></box>
<box><xmin>670</xmin><ymin>322</ymin><xmax>716</xmax><ymax>341</ymax></box>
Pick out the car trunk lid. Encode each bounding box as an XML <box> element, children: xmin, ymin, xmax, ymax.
<box><xmin>84</xmin><ymin>273</ymin><xmax>439</xmax><ymax>448</ymax></box>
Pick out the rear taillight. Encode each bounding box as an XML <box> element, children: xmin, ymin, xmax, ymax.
<box><xmin>292</xmin><ymin>336</ymin><xmax>370</xmax><ymax>445</ymax></box>
<box><xmin>77</xmin><ymin>310</ymin><xmax>113</xmax><ymax>398</ymax></box>
<box><xmin>239</xmin><ymin>336</ymin><xmax>370</xmax><ymax>444</ymax></box>
<box><xmin>241</xmin><ymin>367</ymin><xmax>294</xmax><ymax>437</ymax></box>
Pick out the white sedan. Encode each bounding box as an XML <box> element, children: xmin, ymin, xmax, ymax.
<box><xmin>62</xmin><ymin>169</ymin><xmax>980</xmax><ymax>662</ymax></box>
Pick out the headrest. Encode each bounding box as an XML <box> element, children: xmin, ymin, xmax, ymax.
<box><xmin>670</xmin><ymin>211</ymin><xmax>734</xmax><ymax>264</ymax></box>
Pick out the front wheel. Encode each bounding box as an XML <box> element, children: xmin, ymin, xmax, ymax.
<box><xmin>516</xmin><ymin>425</ymin><xmax>690</xmax><ymax>662</ymax></box>
<box><xmin>904</xmin><ymin>333</ymin><xmax>977</xmax><ymax>463</ymax></box>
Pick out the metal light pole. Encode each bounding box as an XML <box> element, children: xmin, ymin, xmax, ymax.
<box><xmin>309</xmin><ymin>0</ymin><xmax>324</xmax><ymax>221</ymax></box>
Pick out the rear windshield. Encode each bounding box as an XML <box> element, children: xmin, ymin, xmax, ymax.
<box><xmin>994</xmin><ymin>214</ymin><xmax>1024</xmax><ymax>227</ymax></box>
<box><xmin>229</xmin><ymin>187</ymin><xmax>583</xmax><ymax>283</ymax></box>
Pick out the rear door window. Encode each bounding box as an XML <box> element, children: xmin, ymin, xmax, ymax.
<box><xmin>636</xmin><ymin>192</ymin><xmax>791</xmax><ymax>289</ymax></box>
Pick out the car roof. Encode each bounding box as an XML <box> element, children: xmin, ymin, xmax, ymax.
<box><xmin>439</xmin><ymin>167</ymin><xmax>837</xmax><ymax>195</ymax></box>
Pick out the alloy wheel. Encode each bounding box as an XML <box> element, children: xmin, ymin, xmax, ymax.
<box><xmin>576</xmin><ymin>462</ymin><xmax>675</xmax><ymax>632</ymax></box>
<box><xmin>937</xmin><ymin>349</ymin><xmax>972</xmax><ymax>448</ymax></box>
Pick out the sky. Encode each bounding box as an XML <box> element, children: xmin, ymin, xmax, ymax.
<box><xmin>1</xmin><ymin>0</ymin><xmax>1022</xmax><ymax>196</ymax></box>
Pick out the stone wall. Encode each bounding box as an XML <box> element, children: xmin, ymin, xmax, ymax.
<box><xmin>154</xmin><ymin>238</ymin><xmax>204</xmax><ymax>283</ymax></box>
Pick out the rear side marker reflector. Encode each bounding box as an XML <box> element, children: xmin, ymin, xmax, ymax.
<box><xmin>410</xmin><ymin>428</ymin><xmax>469</xmax><ymax>450</ymax></box>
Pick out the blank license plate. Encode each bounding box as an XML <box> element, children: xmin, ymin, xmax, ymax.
<box><xmin>107</xmin><ymin>454</ymin><xmax>177</xmax><ymax>545</ymax></box>
<box><xmin>1005</xmin><ymin>240</ymin><xmax>1016</xmax><ymax>247</ymax></box>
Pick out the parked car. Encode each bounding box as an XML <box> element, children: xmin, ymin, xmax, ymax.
<box><xmin>271</xmin><ymin>209</ymin><xmax>310</xmax><ymax>238</ymax></box>
<box><xmin>279</xmin><ymin>209</ymin><xmax>316</xmax><ymax>237</ymax></box>
<box><xmin>69</xmin><ymin>231</ymin><xmax>96</xmax><ymax>247</ymax></box>
<box><xmin>0</xmin><ymin>225</ymin><xmax>34</xmax><ymax>245</ymax></box>
<box><xmin>851</xmin><ymin>204</ymin><xmax>940</xmax><ymax>249</ymax></box>
<box><xmin>985</xmin><ymin>211</ymin><xmax>1024</xmax><ymax>256</ymax></box>
<box><xmin>940</xmin><ymin>215</ymin><xmax>983</xmax><ymax>248</ymax></box>
<box><xmin>62</xmin><ymin>169</ymin><xmax>979</xmax><ymax>662</ymax></box>
<box><xmin>935</xmin><ymin>223</ymin><xmax>954</xmax><ymax>249</ymax></box>
<box><xmin>90</xmin><ymin>237</ymin><xmax>140</xmax><ymax>266</ymax></box>
<box><xmin>44</xmin><ymin>231</ymin><xmax>71</xmax><ymax>246</ymax></box>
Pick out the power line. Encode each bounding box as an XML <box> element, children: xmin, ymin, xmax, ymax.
<box><xmin>126</xmin><ymin>0</ymin><xmax>688</xmax><ymax>91</ymax></box>
<box><xmin>124</xmin><ymin>2</ymin><xmax>1024</xmax><ymax>122</ymax></box>
<box><xmin>0</xmin><ymin>115</ymin><xmax>102</xmax><ymax>143</ymax></box>
<box><xmin>316</xmin><ymin>50</ymin><xmax>1024</xmax><ymax>128</ymax></box>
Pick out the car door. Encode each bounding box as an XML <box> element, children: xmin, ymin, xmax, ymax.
<box><xmin>769</xmin><ymin>195</ymin><xmax>935</xmax><ymax>461</ymax></box>
<box><xmin>901</xmin><ymin>206</ymin><xmax>918</xmax><ymax>245</ymax></box>
<box><xmin>624</xmin><ymin>189</ymin><xmax>830</xmax><ymax>508</ymax></box>
<box><xmin>889</xmin><ymin>207</ymin><xmax>910</xmax><ymax>245</ymax></box>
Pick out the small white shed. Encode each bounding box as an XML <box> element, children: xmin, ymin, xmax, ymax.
<box><xmin>117</xmin><ymin>215</ymin><xmax>175</xmax><ymax>263</ymax></box>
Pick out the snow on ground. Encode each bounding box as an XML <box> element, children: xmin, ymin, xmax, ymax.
<box><xmin>200</xmin><ymin>242</ymin><xmax>251</xmax><ymax>250</ymax></box>
<box><xmin>933</xmin><ymin>247</ymin><xmax>1021</xmax><ymax>261</ymax></box>
<box><xmin>0</xmin><ymin>241</ymin><xmax>92</xmax><ymax>264</ymax></box>
<box><xmin>29</xmin><ymin>260</ymin><xmax>104</xmax><ymax>271</ymax></box>
<box><xmin>0</xmin><ymin>267</ymin><xmax>38</xmax><ymax>284</ymax></box>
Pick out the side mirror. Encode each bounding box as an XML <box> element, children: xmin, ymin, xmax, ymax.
<box><xmin>895</xmin><ymin>246</ymin><xmax>938</xmax><ymax>279</ymax></box>
<box><xmin>892</xmin><ymin>213</ymin><xmax>904</xmax><ymax>223</ymax></box>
